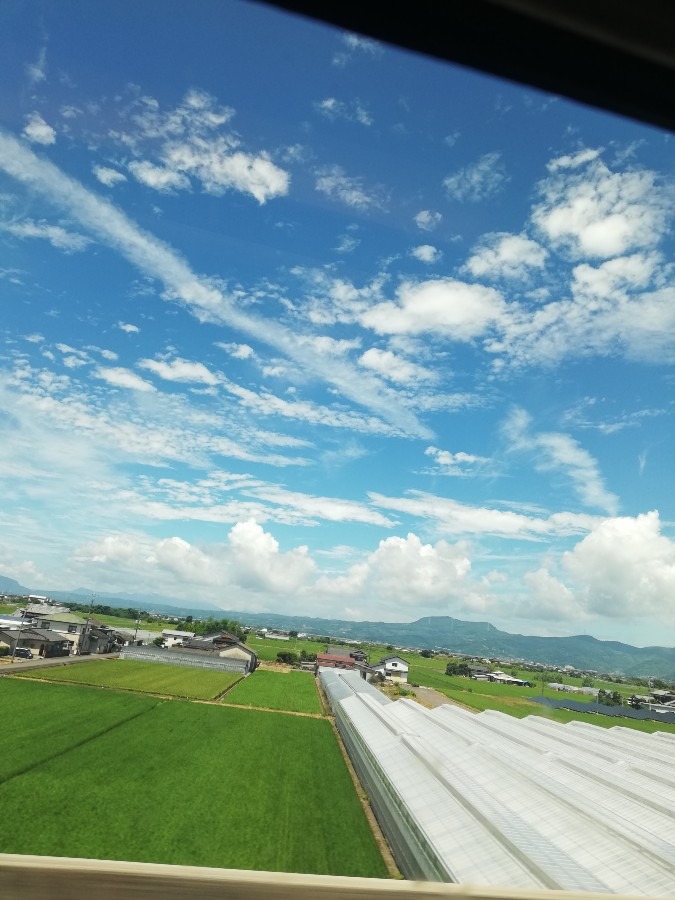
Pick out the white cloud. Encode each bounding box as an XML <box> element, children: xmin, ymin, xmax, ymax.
<box><xmin>335</xmin><ymin>233</ymin><xmax>360</xmax><ymax>254</ymax></box>
<box><xmin>138</xmin><ymin>357</ymin><xmax>220</xmax><ymax>386</ymax></box>
<box><xmin>358</xmin><ymin>347</ymin><xmax>435</xmax><ymax>384</ymax></box>
<box><xmin>502</xmin><ymin>408</ymin><xmax>619</xmax><ymax>515</ymax></box>
<box><xmin>26</xmin><ymin>48</ymin><xmax>47</xmax><ymax>86</ymax></box>
<box><xmin>215</xmin><ymin>342</ymin><xmax>254</xmax><ymax>360</ymax></box>
<box><xmin>77</xmin><ymin>519</ymin><xmax>316</xmax><ymax>598</ymax></box>
<box><xmin>370</xmin><ymin>490</ymin><xmax>598</xmax><ymax>539</ymax></box>
<box><xmin>117</xmin><ymin>322</ymin><xmax>140</xmax><ymax>334</ymax></box>
<box><xmin>411</xmin><ymin>244</ymin><xmax>442</xmax><ymax>264</ymax></box>
<box><xmin>465</xmin><ymin>233</ymin><xmax>547</xmax><ymax>280</ymax></box>
<box><xmin>117</xmin><ymin>90</ymin><xmax>289</xmax><ymax>204</ymax></box>
<box><xmin>23</xmin><ymin>112</ymin><xmax>56</xmax><ymax>145</ymax></box>
<box><xmin>128</xmin><ymin>159</ymin><xmax>190</xmax><ymax>192</ymax></box>
<box><xmin>332</xmin><ymin>32</ymin><xmax>382</xmax><ymax>66</ymax></box>
<box><xmin>317</xmin><ymin>533</ymin><xmax>478</xmax><ymax>612</ymax></box>
<box><xmin>444</xmin><ymin>152</ymin><xmax>507</xmax><ymax>202</ymax></box>
<box><xmin>410</xmin><ymin>244</ymin><xmax>443</xmax><ymax>265</ymax></box>
<box><xmin>314</xmin><ymin>97</ymin><xmax>372</xmax><ymax>126</ymax></box>
<box><xmin>1</xmin><ymin>219</ymin><xmax>91</xmax><ymax>253</ymax></box>
<box><xmin>95</xmin><ymin>367</ymin><xmax>156</xmax><ymax>392</ymax></box>
<box><xmin>0</xmin><ymin>131</ymin><xmax>427</xmax><ymax>438</ymax></box>
<box><xmin>424</xmin><ymin>446</ymin><xmax>491</xmax><ymax>476</ymax></box>
<box><xmin>315</xmin><ymin>165</ymin><xmax>385</xmax><ymax>211</ymax></box>
<box><xmin>532</xmin><ymin>156</ymin><xmax>672</xmax><ymax>259</ymax></box>
<box><xmin>93</xmin><ymin>166</ymin><xmax>127</xmax><ymax>187</ymax></box>
<box><xmin>361</xmin><ymin>278</ymin><xmax>505</xmax><ymax>339</ymax></box>
<box><xmin>563</xmin><ymin>511</ymin><xmax>675</xmax><ymax>620</ymax></box>
<box><xmin>414</xmin><ymin>209</ymin><xmax>442</xmax><ymax>231</ymax></box>
<box><xmin>519</xmin><ymin>567</ymin><xmax>584</xmax><ymax>621</ymax></box>
<box><xmin>547</xmin><ymin>147</ymin><xmax>602</xmax><ymax>172</ymax></box>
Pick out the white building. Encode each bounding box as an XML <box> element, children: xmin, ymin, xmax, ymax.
<box><xmin>371</xmin><ymin>655</ymin><xmax>409</xmax><ymax>682</ymax></box>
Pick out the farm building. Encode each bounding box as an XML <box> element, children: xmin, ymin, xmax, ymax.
<box><xmin>183</xmin><ymin>631</ymin><xmax>257</xmax><ymax>673</ymax></box>
<box><xmin>0</xmin><ymin>626</ymin><xmax>70</xmax><ymax>657</ymax></box>
<box><xmin>371</xmin><ymin>655</ymin><xmax>409</xmax><ymax>682</ymax></box>
<box><xmin>161</xmin><ymin>629</ymin><xmax>195</xmax><ymax>647</ymax></box>
<box><xmin>319</xmin><ymin>667</ymin><xmax>675</xmax><ymax>894</ymax></box>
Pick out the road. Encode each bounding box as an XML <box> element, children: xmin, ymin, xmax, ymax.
<box><xmin>0</xmin><ymin>652</ymin><xmax>118</xmax><ymax>675</ymax></box>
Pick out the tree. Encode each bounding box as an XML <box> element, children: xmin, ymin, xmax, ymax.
<box><xmin>276</xmin><ymin>651</ymin><xmax>299</xmax><ymax>665</ymax></box>
<box><xmin>446</xmin><ymin>661</ymin><xmax>470</xmax><ymax>677</ymax></box>
<box><xmin>152</xmin><ymin>636</ymin><xmax>165</xmax><ymax>648</ymax></box>
<box><xmin>185</xmin><ymin>615</ymin><xmax>193</xmax><ymax>623</ymax></box>
<box><xmin>289</xmin><ymin>630</ymin><xmax>298</xmax><ymax>638</ymax></box>
<box><xmin>300</xmin><ymin>649</ymin><xmax>316</xmax><ymax>662</ymax></box>
<box><xmin>420</xmin><ymin>649</ymin><xmax>434</xmax><ymax>658</ymax></box>
<box><xmin>582</xmin><ymin>676</ymin><xmax>595</xmax><ymax>687</ymax></box>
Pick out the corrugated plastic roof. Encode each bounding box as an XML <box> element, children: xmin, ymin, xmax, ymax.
<box><xmin>320</xmin><ymin>673</ymin><xmax>675</xmax><ymax>895</ymax></box>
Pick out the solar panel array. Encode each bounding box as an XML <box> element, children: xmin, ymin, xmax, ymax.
<box><xmin>318</xmin><ymin>668</ymin><xmax>675</xmax><ymax>895</ymax></box>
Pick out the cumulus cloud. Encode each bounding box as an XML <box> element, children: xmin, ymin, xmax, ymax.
<box><xmin>315</xmin><ymin>165</ymin><xmax>386</xmax><ymax>211</ymax></box>
<box><xmin>23</xmin><ymin>112</ymin><xmax>56</xmax><ymax>145</ymax></box>
<box><xmin>361</xmin><ymin>278</ymin><xmax>505</xmax><ymax>339</ymax></box>
<box><xmin>318</xmin><ymin>532</ymin><xmax>475</xmax><ymax>608</ymax></box>
<box><xmin>532</xmin><ymin>156</ymin><xmax>672</xmax><ymax>259</ymax></box>
<box><xmin>128</xmin><ymin>159</ymin><xmax>190</xmax><ymax>192</ymax></box>
<box><xmin>502</xmin><ymin>408</ymin><xmax>618</xmax><ymax>515</ymax></box>
<box><xmin>414</xmin><ymin>209</ymin><xmax>442</xmax><ymax>231</ymax></box>
<box><xmin>117</xmin><ymin>322</ymin><xmax>140</xmax><ymax>333</ymax></box>
<box><xmin>1</xmin><ymin>219</ymin><xmax>91</xmax><ymax>253</ymax></box>
<box><xmin>95</xmin><ymin>367</ymin><xmax>156</xmax><ymax>392</ymax></box>
<box><xmin>93</xmin><ymin>165</ymin><xmax>127</xmax><ymax>187</ymax></box>
<box><xmin>138</xmin><ymin>357</ymin><xmax>220</xmax><ymax>386</ymax></box>
<box><xmin>444</xmin><ymin>152</ymin><xmax>508</xmax><ymax>202</ymax></box>
<box><xmin>424</xmin><ymin>446</ymin><xmax>491</xmax><ymax>476</ymax></box>
<box><xmin>358</xmin><ymin>347</ymin><xmax>435</xmax><ymax>384</ymax></box>
<box><xmin>0</xmin><ymin>130</ymin><xmax>427</xmax><ymax>438</ymax></box>
<box><xmin>411</xmin><ymin>244</ymin><xmax>442</xmax><ymax>264</ymax></box>
<box><xmin>465</xmin><ymin>233</ymin><xmax>547</xmax><ymax>280</ymax></box>
<box><xmin>562</xmin><ymin>511</ymin><xmax>675</xmax><ymax>620</ymax></box>
<box><xmin>115</xmin><ymin>89</ymin><xmax>289</xmax><ymax>204</ymax></box>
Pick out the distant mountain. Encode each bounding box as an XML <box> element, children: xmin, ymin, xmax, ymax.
<box><xmin>2</xmin><ymin>573</ymin><xmax>673</xmax><ymax>678</ymax></box>
<box><xmin>216</xmin><ymin>610</ymin><xmax>675</xmax><ymax>680</ymax></box>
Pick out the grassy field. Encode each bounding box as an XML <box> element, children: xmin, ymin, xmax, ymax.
<box><xmin>407</xmin><ymin>665</ymin><xmax>675</xmax><ymax>733</ymax></box>
<box><xmin>92</xmin><ymin>613</ymin><xmax>166</xmax><ymax>631</ymax></box>
<box><xmin>16</xmin><ymin>659</ymin><xmax>242</xmax><ymax>700</ymax></box>
<box><xmin>225</xmin><ymin>670</ymin><xmax>322</xmax><ymax>714</ymax></box>
<box><xmin>0</xmin><ymin>678</ymin><xmax>159</xmax><ymax>781</ymax></box>
<box><xmin>0</xmin><ymin>679</ymin><xmax>387</xmax><ymax>876</ymax></box>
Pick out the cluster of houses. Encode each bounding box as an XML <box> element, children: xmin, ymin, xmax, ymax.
<box><xmin>0</xmin><ymin>603</ymin><xmax>139</xmax><ymax>659</ymax></box>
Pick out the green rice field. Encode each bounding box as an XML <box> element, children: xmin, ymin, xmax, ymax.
<box><xmin>16</xmin><ymin>658</ymin><xmax>242</xmax><ymax>700</ymax></box>
<box><xmin>225</xmin><ymin>669</ymin><xmax>322</xmax><ymax>714</ymax></box>
<box><xmin>0</xmin><ymin>679</ymin><xmax>387</xmax><ymax>876</ymax></box>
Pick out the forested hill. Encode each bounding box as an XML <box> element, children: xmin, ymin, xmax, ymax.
<box><xmin>220</xmin><ymin>611</ymin><xmax>675</xmax><ymax>679</ymax></box>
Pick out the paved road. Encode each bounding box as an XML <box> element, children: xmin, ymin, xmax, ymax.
<box><xmin>0</xmin><ymin>652</ymin><xmax>118</xmax><ymax>675</ymax></box>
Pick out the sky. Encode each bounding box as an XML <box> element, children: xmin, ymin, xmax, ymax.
<box><xmin>1</xmin><ymin>1</ymin><xmax>674</xmax><ymax>646</ymax></box>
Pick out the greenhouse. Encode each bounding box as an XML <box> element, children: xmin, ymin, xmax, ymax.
<box><xmin>318</xmin><ymin>667</ymin><xmax>675</xmax><ymax>895</ymax></box>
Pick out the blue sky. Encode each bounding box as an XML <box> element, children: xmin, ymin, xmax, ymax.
<box><xmin>1</xmin><ymin>1</ymin><xmax>675</xmax><ymax>645</ymax></box>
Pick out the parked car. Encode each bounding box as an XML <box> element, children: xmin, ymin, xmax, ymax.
<box><xmin>14</xmin><ymin>647</ymin><xmax>34</xmax><ymax>659</ymax></box>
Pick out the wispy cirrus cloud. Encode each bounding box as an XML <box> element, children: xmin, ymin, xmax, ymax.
<box><xmin>0</xmin><ymin>218</ymin><xmax>91</xmax><ymax>253</ymax></box>
<box><xmin>314</xmin><ymin>97</ymin><xmax>372</xmax><ymax>126</ymax></box>
<box><xmin>444</xmin><ymin>152</ymin><xmax>508</xmax><ymax>202</ymax></box>
<box><xmin>315</xmin><ymin>164</ymin><xmax>387</xmax><ymax>211</ymax></box>
<box><xmin>502</xmin><ymin>407</ymin><xmax>619</xmax><ymax>515</ymax></box>
<box><xmin>0</xmin><ymin>131</ymin><xmax>428</xmax><ymax>438</ymax></box>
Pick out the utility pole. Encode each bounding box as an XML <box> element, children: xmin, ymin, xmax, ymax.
<box><xmin>82</xmin><ymin>593</ymin><xmax>95</xmax><ymax>655</ymax></box>
<box><xmin>133</xmin><ymin>610</ymin><xmax>141</xmax><ymax>645</ymax></box>
<box><xmin>9</xmin><ymin>605</ymin><xmax>28</xmax><ymax>664</ymax></box>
